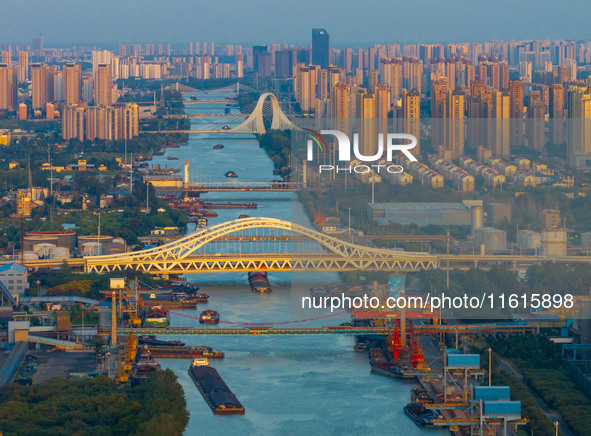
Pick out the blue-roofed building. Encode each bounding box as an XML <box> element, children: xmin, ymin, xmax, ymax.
<box><xmin>0</xmin><ymin>263</ymin><xmax>29</xmax><ymax>297</ymax></box>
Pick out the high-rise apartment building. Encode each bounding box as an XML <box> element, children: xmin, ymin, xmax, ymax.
<box><xmin>528</xmin><ymin>90</ymin><xmax>546</xmax><ymax>150</ymax></box>
<box><xmin>94</xmin><ymin>64</ymin><xmax>114</xmax><ymax>106</ymax></box>
<box><xmin>294</xmin><ymin>64</ymin><xmax>319</xmax><ymax>113</ymax></box>
<box><xmin>402</xmin><ymin>88</ymin><xmax>421</xmax><ymax>156</ymax></box>
<box><xmin>0</xmin><ymin>63</ymin><xmax>18</xmax><ymax>110</ymax></box>
<box><xmin>550</xmin><ymin>83</ymin><xmax>565</xmax><ymax>145</ymax></box>
<box><xmin>31</xmin><ymin>64</ymin><xmax>53</xmax><ymax>109</ymax></box>
<box><xmin>62</xmin><ymin>104</ymin><xmax>85</xmax><ymax>141</ymax></box>
<box><xmin>18</xmin><ymin>51</ymin><xmax>28</xmax><ymax>82</ymax></box>
<box><xmin>63</xmin><ymin>63</ymin><xmax>82</xmax><ymax>105</ymax></box>
<box><xmin>567</xmin><ymin>85</ymin><xmax>591</xmax><ymax>168</ymax></box>
<box><xmin>509</xmin><ymin>80</ymin><xmax>524</xmax><ymax>147</ymax></box>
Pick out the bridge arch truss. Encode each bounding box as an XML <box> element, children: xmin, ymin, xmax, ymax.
<box><xmin>231</xmin><ymin>93</ymin><xmax>297</xmax><ymax>134</ymax></box>
<box><xmin>84</xmin><ymin>217</ymin><xmax>437</xmax><ymax>274</ymax></box>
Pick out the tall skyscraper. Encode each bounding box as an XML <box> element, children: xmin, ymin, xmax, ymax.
<box><xmin>117</xmin><ymin>103</ymin><xmax>139</xmax><ymax>139</ymax></box>
<box><xmin>550</xmin><ymin>83</ymin><xmax>565</xmax><ymax>145</ymax></box>
<box><xmin>294</xmin><ymin>64</ymin><xmax>318</xmax><ymax>113</ymax></box>
<box><xmin>1</xmin><ymin>51</ymin><xmax>11</xmax><ymax>66</ymax></box>
<box><xmin>0</xmin><ymin>63</ymin><xmax>17</xmax><ymax>110</ymax></box>
<box><xmin>567</xmin><ymin>85</ymin><xmax>591</xmax><ymax>168</ymax></box>
<box><xmin>64</xmin><ymin>63</ymin><xmax>82</xmax><ymax>105</ymax></box>
<box><xmin>253</xmin><ymin>45</ymin><xmax>272</xmax><ymax>77</ymax></box>
<box><xmin>448</xmin><ymin>90</ymin><xmax>465</xmax><ymax>159</ymax></box>
<box><xmin>312</xmin><ymin>29</ymin><xmax>330</xmax><ymax>69</ymax></box>
<box><xmin>94</xmin><ymin>64</ymin><xmax>114</xmax><ymax>106</ymax></box>
<box><xmin>331</xmin><ymin>82</ymin><xmax>350</xmax><ymax>136</ymax></box>
<box><xmin>18</xmin><ymin>51</ymin><xmax>28</xmax><ymax>82</ymax></box>
<box><xmin>62</xmin><ymin>104</ymin><xmax>85</xmax><ymax>141</ymax></box>
<box><xmin>528</xmin><ymin>90</ymin><xmax>546</xmax><ymax>150</ymax></box>
<box><xmin>31</xmin><ymin>64</ymin><xmax>52</xmax><ymax>109</ymax></box>
<box><xmin>356</xmin><ymin>89</ymin><xmax>377</xmax><ymax>158</ymax></box>
<box><xmin>402</xmin><ymin>88</ymin><xmax>421</xmax><ymax>156</ymax></box>
<box><xmin>509</xmin><ymin>80</ymin><xmax>524</xmax><ymax>147</ymax></box>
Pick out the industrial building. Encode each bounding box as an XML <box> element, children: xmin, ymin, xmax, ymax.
<box><xmin>0</xmin><ymin>263</ymin><xmax>29</xmax><ymax>297</ymax></box>
<box><xmin>367</xmin><ymin>202</ymin><xmax>471</xmax><ymax>226</ymax></box>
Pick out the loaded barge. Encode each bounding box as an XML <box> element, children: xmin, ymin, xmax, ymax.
<box><xmin>248</xmin><ymin>272</ymin><xmax>272</xmax><ymax>293</ymax></box>
<box><xmin>189</xmin><ymin>359</ymin><xmax>245</xmax><ymax>415</ymax></box>
<box><xmin>149</xmin><ymin>345</ymin><xmax>224</xmax><ymax>359</ymax></box>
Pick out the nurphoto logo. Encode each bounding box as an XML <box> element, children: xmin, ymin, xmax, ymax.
<box><xmin>304</xmin><ymin>129</ymin><xmax>418</xmax><ymax>174</ymax></box>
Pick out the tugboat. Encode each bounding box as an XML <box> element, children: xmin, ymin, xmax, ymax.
<box><xmin>238</xmin><ymin>214</ymin><xmax>250</xmax><ymax>219</ymax></box>
<box><xmin>225</xmin><ymin>171</ymin><xmax>238</xmax><ymax>178</ymax></box>
<box><xmin>403</xmin><ymin>402</ymin><xmax>441</xmax><ymax>427</ymax></box>
<box><xmin>213</xmin><ymin>144</ymin><xmax>225</xmax><ymax>149</ymax></box>
<box><xmin>199</xmin><ymin>310</ymin><xmax>220</xmax><ymax>324</ymax></box>
<box><xmin>167</xmin><ymin>156</ymin><xmax>179</xmax><ymax>160</ymax></box>
<box><xmin>196</xmin><ymin>218</ymin><xmax>208</xmax><ymax>228</ymax></box>
<box><xmin>353</xmin><ymin>342</ymin><xmax>369</xmax><ymax>352</ymax></box>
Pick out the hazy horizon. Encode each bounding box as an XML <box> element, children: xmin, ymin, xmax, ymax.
<box><xmin>1</xmin><ymin>0</ymin><xmax>591</xmax><ymax>48</ymax></box>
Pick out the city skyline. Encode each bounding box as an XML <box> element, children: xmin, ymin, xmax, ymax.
<box><xmin>2</xmin><ymin>0</ymin><xmax>591</xmax><ymax>46</ymax></box>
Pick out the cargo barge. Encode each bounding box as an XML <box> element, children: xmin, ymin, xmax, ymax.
<box><xmin>248</xmin><ymin>272</ymin><xmax>272</xmax><ymax>293</ymax></box>
<box><xmin>143</xmin><ymin>293</ymin><xmax>208</xmax><ymax>309</ymax></box>
<box><xmin>403</xmin><ymin>403</ymin><xmax>441</xmax><ymax>427</ymax></box>
<box><xmin>199</xmin><ymin>310</ymin><xmax>220</xmax><ymax>324</ymax></box>
<box><xmin>188</xmin><ymin>359</ymin><xmax>245</xmax><ymax>415</ymax></box>
<box><xmin>149</xmin><ymin>345</ymin><xmax>224</xmax><ymax>359</ymax></box>
<box><xmin>203</xmin><ymin>202</ymin><xmax>257</xmax><ymax>209</ymax></box>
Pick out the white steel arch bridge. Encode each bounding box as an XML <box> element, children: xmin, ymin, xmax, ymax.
<box><xmin>83</xmin><ymin>217</ymin><xmax>438</xmax><ymax>275</ymax></box>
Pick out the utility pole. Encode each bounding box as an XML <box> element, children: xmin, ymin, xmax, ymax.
<box><xmin>348</xmin><ymin>208</ymin><xmax>352</xmax><ymax>237</ymax></box>
<box><xmin>488</xmin><ymin>348</ymin><xmax>492</xmax><ymax>386</ymax></box>
<box><xmin>146</xmin><ymin>182</ymin><xmax>150</xmax><ymax>214</ymax></box>
<box><xmin>129</xmin><ymin>152</ymin><xmax>133</xmax><ymax>194</ymax></box>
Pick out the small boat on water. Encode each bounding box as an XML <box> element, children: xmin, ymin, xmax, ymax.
<box><xmin>225</xmin><ymin>171</ymin><xmax>238</xmax><ymax>178</ymax></box>
<box><xmin>213</xmin><ymin>144</ymin><xmax>225</xmax><ymax>149</ymax></box>
<box><xmin>199</xmin><ymin>310</ymin><xmax>220</xmax><ymax>324</ymax></box>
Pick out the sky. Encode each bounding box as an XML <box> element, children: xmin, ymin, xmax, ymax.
<box><xmin>1</xmin><ymin>0</ymin><xmax>590</xmax><ymax>48</ymax></box>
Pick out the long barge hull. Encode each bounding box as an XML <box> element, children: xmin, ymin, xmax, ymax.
<box><xmin>189</xmin><ymin>365</ymin><xmax>245</xmax><ymax>415</ymax></box>
<box><xmin>143</xmin><ymin>300</ymin><xmax>200</xmax><ymax>309</ymax></box>
<box><xmin>149</xmin><ymin>346</ymin><xmax>225</xmax><ymax>359</ymax></box>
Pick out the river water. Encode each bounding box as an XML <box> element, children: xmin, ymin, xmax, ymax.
<box><xmin>148</xmin><ymin>92</ymin><xmax>446</xmax><ymax>436</ymax></box>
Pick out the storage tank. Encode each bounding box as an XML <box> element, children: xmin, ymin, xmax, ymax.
<box><xmin>578</xmin><ymin>299</ymin><xmax>591</xmax><ymax>344</ymax></box>
<box><xmin>81</xmin><ymin>242</ymin><xmax>103</xmax><ymax>256</ymax></box>
<box><xmin>542</xmin><ymin>228</ymin><xmax>567</xmax><ymax>257</ymax></box>
<box><xmin>78</xmin><ymin>234</ymin><xmax>113</xmax><ymax>246</ymax></box>
<box><xmin>23</xmin><ymin>251</ymin><xmax>39</xmax><ymax>261</ymax></box>
<box><xmin>475</xmin><ymin>227</ymin><xmax>507</xmax><ymax>252</ymax></box>
<box><xmin>52</xmin><ymin>247</ymin><xmax>70</xmax><ymax>260</ymax></box>
<box><xmin>24</xmin><ymin>235</ymin><xmax>59</xmax><ymax>252</ymax></box>
<box><xmin>33</xmin><ymin>243</ymin><xmax>56</xmax><ymax>259</ymax></box>
<box><xmin>517</xmin><ymin>230</ymin><xmax>541</xmax><ymax>251</ymax></box>
<box><xmin>581</xmin><ymin>232</ymin><xmax>591</xmax><ymax>254</ymax></box>
<box><xmin>25</xmin><ymin>230</ymin><xmax>76</xmax><ymax>251</ymax></box>
<box><xmin>470</xmin><ymin>205</ymin><xmax>483</xmax><ymax>235</ymax></box>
